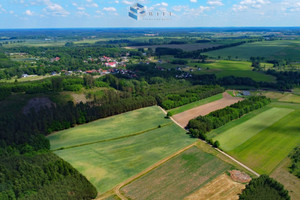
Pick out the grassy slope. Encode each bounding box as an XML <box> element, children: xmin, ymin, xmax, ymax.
<box><xmin>204</xmin><ymin>40</ymin><xmax>300</xmax><ymax>61</ymax></box>
<box><xmin>48</xmin><ymin>106</ymin><xmax>171</xmax><ymax>150</ymax></box>
<box><xmin>214</xmin><ymin>107</ymin><xmax>293</xmax><ymax>151</ymax></box>
<box><xmin>54</xmin><ymin>123</ymin><xmax>195</xmax><ymax>194</ymax></box>
<box><xmin>188</xmin><ymin>60</ymin><xmax>275</xmax><ymax>82</ymax></box>
<box><xmin>121</xmin><ymin>146</ymin><xmax>231</xmax><ymax>200</ymax></box>
<box><xmin>168</xmin><ymin>93</ymin><xmax>223</xmax><ymax>115</ymax></box>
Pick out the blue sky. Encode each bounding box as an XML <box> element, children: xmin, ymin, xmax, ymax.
<box><xmin>0</xmin><ymin>0</ymin><xmax>300</xmax><ymax>28</ymax></box>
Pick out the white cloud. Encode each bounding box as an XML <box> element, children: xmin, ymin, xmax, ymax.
<box><xmin>86</xmin><ymin>0</ymin><xmax>93</xmax><ymax>2</ymax></box>
<box><xmin>88</xmin><ymin>3</ymin><xmax>98</xmax><ymax>7</ymax></box>
<box><xmin>43</xmin><ymin>2</ymin><xmax>70</xmax><ymax>16</ymax></box>
<box><xmin>122</xmin><ymin>0</ymin><xmax>133</xmax><ymax>5</ymax></box>
<box><xmin>77</xmin><ymin>7</ymin><xmax>85</xmax><ymax>11</ymax></box>
<box><xmin>0</xmin><ymin>4</ymin><xmax>6</xmax><ymax>13</ymax></box>
<box><xmin>183</xmin><ymin>6</ymin><xmax>210</xmax><ymax>16</ymax></box>
<box><xmin>173</xmin><ymin>5</ymin><xmax>188</xmax><ymax>12</ymax></box>
<box><xmin>207</xmin><ymin>0</ymin><xmax>223</xmax><ymax>6</ymax></box>
<box><xmin>161</xmin><ymin>2</ymin><xmax>168</xmax><ymax>7</ymax></box>
<box><xmin>190</xmin><ymin>0</ymin><xmax>197</xmax><ymax>2</ymax></box>
<box><xmin>25</xmin><ymin>9</ymin><xmax>33</xmax><ymax>16</ymax></box>
<box><xmin>77</xmin><ymin>11</ymin><xmax>89</xmax><ymax>16</ymax></box>
<box><xmin>233</xmin><ymin>0</ymin><xmax>270</xmax><ymax>11</ymax></box>
<box><xmin>281</xmin><ymin>0</ymin><xmax>300</xmax><ymax>12</ymax></box>
<box><xmin>103</xmin><ymin>7</ymin><xmax>117</xmax><ymax>12</ymax></box>
<box><xmin>115</xmin><ymin>0</ymin><xmax>119</xmax><ymax>3</ymax></box>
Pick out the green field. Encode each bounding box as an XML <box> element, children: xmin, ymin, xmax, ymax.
<box><xmin>204</xmin><ymin>40</ymin><xmax>300</xmax><ymax>61</ymax></box>
<box><xmin>212</xmin><ymin>104</ymin><xmax>300</xmax><ymax>174</ymax></box>
<box><xmin>214</xmin><ymin>107</ymin><xmax>293</xmax><ymax>151</ymax></box>
<box><xmin>50</xmin><ymin>106</ymin><xmax>196</xmax><ymax>193</ymax></box>
<box><xmin>48</xmin><ymin>106</ymin><xmax>171</xmax><ymax>150</ymax></box>
<box><xmin>121</xmin><ymin>146</ymin><xmax>231</xmax><ymax>200</ymax></box>
<box><xmin>168</xmin><ymin>93</ymin><xmax>223</xmax><ymax>115</ymax></box>
<box><xmin>188</xmin><ymin>60</ymin><xmax>276</xmax><ymax>82</ymax></box>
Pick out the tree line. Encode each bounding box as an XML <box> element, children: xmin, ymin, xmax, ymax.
<box><xmin>160</xmin><ymin>85</ymin><xmax>224</xmax><ymax>110</ymax></box>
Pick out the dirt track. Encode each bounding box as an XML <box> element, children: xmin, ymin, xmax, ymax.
<box><xmin>172</xmin><ymin>92</ymin><xmax>243</xmax><ymax>127</ymax></box>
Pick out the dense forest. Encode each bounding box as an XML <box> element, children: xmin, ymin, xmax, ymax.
<box><xmin>289</xmin><ymin>147</ymin><xmax>300</xmax><ymax>178</ymax></box>
<box><xmin>239</xmin><ymin>175</ymin><xmax>290</xmax><ymax>200</ymax></box>
<box><xmin>187</xmin><ymin>96</ymin><xmax>271</xmax><ymax>145</ymax></box>
<box><xmin>0</xmin><ymin>149</ymin><xmax>97</xmax><ymax>200</ymax></box>
<box><xmin>160</xmin><ymin>85</ymin><xmax>224</xmax><ymax>110</ymax></box>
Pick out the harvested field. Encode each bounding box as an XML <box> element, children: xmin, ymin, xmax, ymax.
<box><xmin>125</xmin><ymin>43</ymin><xmax>221</xmax><ymax>51</ymax></box>
<box><xmin>121</xmin><ymin>146</ymin><xmax>231</xmax><ymax>200</ymax></box>
<box><xmin>172</xmin><ymin>92</ymin><xmax>243</xmax><ymax>127</ymax></box>
<box><xmin>185</xmin><ymin>174</ymin><xmax>245</xmax><ymax>200</ymax></box>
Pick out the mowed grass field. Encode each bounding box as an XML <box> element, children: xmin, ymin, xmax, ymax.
<box><xmin>212</xmin><ymin>103</ymin><xmax>300</xmax><ymax>174</ymax></box>
<box><xmin>188</xmin><ymin>60</ymin><xmax>276</xmax><ymax>82</ymax></box>
<box><xmin>168</xmin><ymin>93</ymin><xmax>223</xmax><ymax>115</ymax></box>
<box><xmin>214</xmin><ymin>107</ymin><xmax>293</xmax><ymax>151</ymax></box>
<box><xmin>50</xmin><ymin>106</ymin><xmax>196</xmax><ymax>193</ymax></box>
<box><xmin>204</xmin><ymin>40</ymin><xmax>300</xmax><ymax>61</ymax></box>
<box><xmin>48</xmin><ymin>106</ymin><xmax>171</xmax><ymax>150</ymax></box>
<box><xmin>121</xmin><ymin>146</ymin><xmax>231</xmax><ymax>200</ymax></box>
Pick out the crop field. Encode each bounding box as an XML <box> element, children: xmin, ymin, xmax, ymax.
<box><xmin>121</xmin><ymin>146</ymin><xmax>231</xmax><ymax>200</ymax></box>
<box><xmin>50</xmin><ymin>106</ymin><xmax>196</xmax><ymax>194</ymax></box>
<box><xmin>204</xmin><ymin>40</ymin><xmax>300</xmax><ymax>61</ymax></box>
<box><xmin>188</xmin><ymin>60</ymin><xmax>275</xmax><ymax>82</ymax></box>
<box><xmin>185</xmin><ymin>174</ymin><xmax>245</xmax><ymax>200</ymax></box>
<box><xmin>168</xmin><ymin>93</ymin><xmax>223</xmax><ymax>115</ymax></box>
<box><xmin>172</xmin><ymin>92</ymin><xmax>243</xmax><ymax>127</ymax></box>
<box><xmin>214</xmin><ymin>107</ymin><xmax>293</xmax><ymax>151</ymax></box>
<box><xmin>125</xmin><ymin>43</ymin><xmax>222</xmax><ymax>51</ymax></box>
<box><xmin>48</xmin><ymin>106</ymin><xmax>171</xmax><ymax>150</ymax></box>
<box><xmin>212</xmin><ymin>104</ymin><xmax>300</xmax><ymax>174</ymax></box>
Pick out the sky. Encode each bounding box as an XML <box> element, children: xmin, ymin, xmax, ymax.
<box><xmin>0</xmin><ymin>0</ymin><xmax>300</xmax><ymax>28</ymax></box>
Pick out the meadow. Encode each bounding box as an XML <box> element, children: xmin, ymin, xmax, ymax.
<box><xmin>48</xmin><ymin>106</ymin><xmax>171</xmax><ymax>150</ymax></box>
<box><xmin>54</xmin><ymin>123</ymin><xmax>195</xmax><ymax>193</ymax></box>
<box><xmin>211</xmin><ymin>103</ymin><xmax>300</xmax><ymax>174</ymax></box>
<box><xmin>121</xmin><ymin>146</ymin><xmax>231</xmax><ymax>200</ymax></box>
<box><xmin>188</xmin><ymin>60</ymin><xmax>276</xmax><ymax>82</ymax></box>
<box><xmin>168</xmin><ymin>93</ymin><xmax>223</xmax><ymax>115</ymax></box>
<box><xmin>203</xmin><ymin>40</ymin><xmax>300</xmax><ymax>61</ymax></box>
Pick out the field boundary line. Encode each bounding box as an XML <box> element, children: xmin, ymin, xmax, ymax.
<box><xmin>106</xmin><ymin>142</ymin><xmax>197</xmax><ymax>200</ymax></box>
<box><xmin>52</xmin><ymin>122</ymin><xmax>173</xmax><ymax>152</ymax></box>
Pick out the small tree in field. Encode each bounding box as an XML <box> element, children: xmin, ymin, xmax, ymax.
<box><xmin>213</xmin><ymin>140</ymin><xmax>220</xmax><ymax>148</ymax></box>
